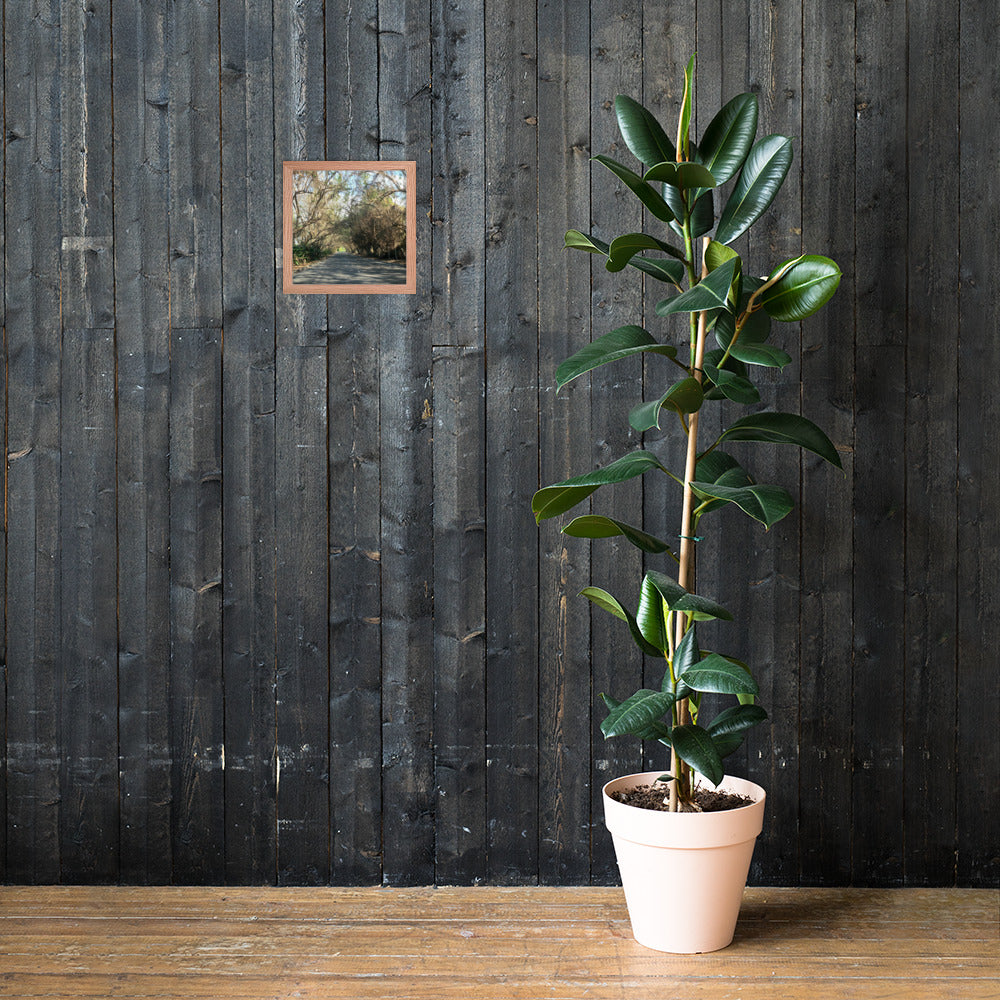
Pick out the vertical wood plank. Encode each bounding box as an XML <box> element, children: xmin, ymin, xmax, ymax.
<box><xmin>4</xmin><ymin>0</ymin><xmax>63</xmax><ymax>884</ymax></box>
<box><xmin>430</xmin><ymin>0</ymin><xmax>488</xmax><ymax>885</ymax></box>
<box><xmin>588</xmin><ymin>0</ymin><xmax>644</xmax><ymax>884</ymax></box>
<box><xmin>113</xmin><ymin>0</ymin><xmax>174</xmax><ymax>884</ymax></box>
<box><xmin>799</xmin><ymin>0</ymin><xmax>856</xmax><ymax>885</ymax></box>
<box><xmin>60</xmin><ymin>0</ymin><xmax>114</xmax><ymax>329</ymax></box>
<box><xmin>484</xmin><ymin>0</ymin><xmax>539</xmax><ymax>885</ymax></box>
<box><xmin>378</xmin><ymin>0</ymin><xmax>435</xmax><ymax>887</ymax></box>
<box><xmin>58</xmin><ymin>329</ymin><xmax>118</xmax><ymax>882</ymax></box>
<box><xmin>904</xmin><ymin>0</ymin><xmax>959</xmax><ymax>886</ymax></box>
<box><xmin>536</xmin><ymin>0</ymin><xmax>592</xmax><ymax>885</ymax></box>
<box><xmin>325</xmin><ymin>0</ymin><xmax>383</xmax><ymax>887</ymax></box>
<box><xmin>852</xmin><ymin>0</ymin><xmax>907</xmax><ymax>886</ymax></box>
<box><xmin>957</xmin><ymin>0</ymin><xmax>1000</xmax><ymax>890</ymax></box>
<box><xmin>220</xmin><ymin>0</ymin><xmax>278</xmax><ymax>885</ymax></box>
<box><xmin>168</xmin><ymin>0</ymin><xmax>223</xmax><ymax>328</ymax></box>
<box><xmin>169</xmin><ymin>328</ymin><xmax>225</xmax><ymax>883</ymax></box>
<box><xmin>272</xmin><ymin>0</ymin><xmax>330</xmax><ymax>885</ymax></box>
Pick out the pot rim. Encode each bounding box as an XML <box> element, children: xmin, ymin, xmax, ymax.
<box><xmin>602</xmin><ymin>771</ymin><xmax>766</xmax><ymax>817</ymax></box>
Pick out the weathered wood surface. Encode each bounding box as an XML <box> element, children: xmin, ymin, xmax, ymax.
<box><xmin>0</xmin><ymin>1</ymin><xmax>996</xmax><ymax>889</ymax></box>
<box><xmin>0</xmin><ymin>887</ymin><xmax>996</xmax><ymax>999</ymax></box>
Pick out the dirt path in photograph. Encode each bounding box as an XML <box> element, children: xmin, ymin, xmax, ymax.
<box><xmin>293</xmin><ymin>252</ymin><xmax>406</xmax><ymax>285</ymax></box>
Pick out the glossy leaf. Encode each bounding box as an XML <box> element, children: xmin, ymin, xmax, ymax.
<box><xmin>718</xmin><ymin>411</ymin><xmax>843</xmax><ymax>468</ymax></box>
<box><xmin>676</xmin><ymin>54</ymin><xmax>695</xmax><ymax>160</ymax></box>
<box><xmin>702</xmin><ymin>364</ymin><xmax>760</xmax><ymax>404</ymax></box>
<box><xmin>636</xmin><ymin>574</ymin><xmax>669</xmax><ymax>653</ymax></box>
<box><xmin>715</xmin><ymin>134</ymin><xmax>794</xmax><ymax>244</ymax></box>
<box><xmin>532</xmin><ymin>450</ymin><xmax>666</xmax><ymax>522</ymax></box>
<box><xmin>582</xmin><ymin>587</ymin><xmax>663</xmax><ymax>658</ymax></box>
<box><xmin>714</xmin><ymin>308</ymin><xmax>771</xmax><ymax>350</ymax></box>
<box><xmin>645</xmin><ymin>570</ymin><xmax>734</xmax><ymax>622</ymax></box>
<box><xmin>672</xmin><ymin>625</ymin><xmax>700</xmax><ymax>699</ymax></box>
<box><xmin>705</xmin><ymin>240</ymin><xmax>739</xmax><ymax>272</ymax></box>
<box><xmin>564</xmin><ymin>229</ymin><xmax>610</xmax><ymax>255</ymax></box>
<box><xmin>562</xmin><ymin>515</ymin><xmax>676</xmax><ymax>556</ymax></box>
<box><xmin>688</xmin><ymin>188</ymin><xmax>715</xmax><ymax>239</ymax></box>
<box><xmin>606</xmin><ymin>232</ymin><xmax>686</xmax><ymax>272</ymax></box>
<box><xmin>599</xmin><ymin>693</ymin><xmax>670</xmax><ymax>742</ymax></box>
<box><xmin>707</xmin><ymin>703</ymin><xmax>768</xmax><ymax>738</ymax></box>
<box><xmin>671</xmin><ymin>724</ymin><xmax>724</xmax><ymax>786</ymax></box>
<box><xmin>700</xmin><ymin>349</ymin><xmax>751</xmax><ymax>401</ymax></box>
<box><xmin>643</xmin><ymin>160</ymin><xmax>717</xmax><ymax>189</ymax></box>
<box><xmin>711</xmin><ymin>731</ymin><xmax>744</xmax><ymax>759</ymax></box>
<box><xmin>698</xmin><ymin>92</ymin><xmax>759</xmax><ymax>184</ymax></box>
<box><xmin>692</xmin><ymin>450</ymin><xmax>752</xmax><ymax>514</ymax></box>
<box><xmin>629</xmin><ymin>377</ymin><xmax>704</xmax><ymax>432</ymax></box>
<box><xmin>690</xmin><ymin>480</ymin><xmax>794</xmax><ymax>529</ymax></box>
<box><xmin>602</xmin><ymin>689</ymin><xmax>675</xmax><ymax>739</ymax></box>
<box><xmin>727</xmin><ymin>343</ymin><xmax>792</xmax><ymax>368</ymax></box>
<box><xmin>760</xmin><ymin>255</ymin><xmax>842</xmax><ymax>321</ymax></box>
<box><xmin>614</xmin><ymin>94</ymin><xmax>676</xmax><ymax>166</ymax></box>
<box><xmin>592</xmin><ymin>155</ymin><xmax>675</xmax><ymax>223</ymax></box>
<box><xmin>657</xmin><ymin>258</ymin><xmax>739</xmax><ymax>316</ymax></box>
<box><xmin>683</xmin><ymin>653</ymin><xmax>759</xmax><ymax>696</ymax></box>
<box><xmin>629</xmin><ymin>255</ymin><xmax>686</xmax><ymax>285</ymax></box>
<box><xmin>556</xmin><ymin>325</ymin><xmax>678</xmax><ymax>390</ymax></box>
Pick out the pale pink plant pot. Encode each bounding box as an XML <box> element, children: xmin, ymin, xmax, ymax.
<box><xmin>603</xmin><ymin>771</ymin><xmax>766</xmax><ymax>953</ymax></box>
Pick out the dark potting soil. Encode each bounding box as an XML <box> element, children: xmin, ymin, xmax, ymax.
<box><xmin>610</xmin><ymin>783</ymin><xmax>754</xmax><ymax>813</ymax></box>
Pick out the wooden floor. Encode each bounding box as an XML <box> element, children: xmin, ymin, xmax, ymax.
<box><xmin>0</xmin><ymin>887</ymin><xmax>996</xmax><ymax>999</ymax></box>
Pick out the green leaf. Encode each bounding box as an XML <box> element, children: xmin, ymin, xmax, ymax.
<box><xmin>676</xmin><ymin>54</ymin><xmax>695</xmax><ymax>161</ymax></box>
<box><xmin>636</xmin><ymin>575</ymin><xmax>669</xmax><ymax>652</ymax></box>
<box><xmin>606</xmin><ymin>232</ymin><xmax>686</xmax><ymax>271</ymax></box>
<box><xmin>714</xmin><ymin>307</ymin><xmax>771</xmax><ymax>350</ymax></box>
<box><xmin>672</xmin><ymin>624</ymin><xmax>700</xmax><ymax>699</ymax></box>
<box><xmin>682</xmin><ymin>653</ymin><xmax>759</xmax><ymax>696</ymax></box>
<box><xmin>760</xmin><ymin>255</ymin><xmax>842</xmax><ymax>321</ymax></box>
<box><xmin>705</xmin><ymin>240</ymin><xmax>739</xmax><ymax>272</ymax></box>
<box><xmin>715</xmin><ymin>134</ymin><xmax>794</xmax><ymax>244</ymax></box>
<box><xmin>657</xmin><ymin>258</ymin><xmax>739</xmax><ymax>315</ymax></box>
<box><xmin>564</xmin><ymin>229</ymin><xmax>610</xmax><ymax>255</ymax></box>
<box><xmin>698</xmin><ymin>92</ymin><xmax>759</xmax><ymax>184</ymax></box>
<box><xmin>701</xmin><ymin>349</ymin><xmax>750</xmax><ymax>401</ymax></box>
<box><xmin>707</xmin><ymin>703</ymin><xmax>768</xmax><ymax>738</ymax></box>
<box><xmin>644</xmin><ymin>570</ymin><xmax>734</xmax><ymax>622</ymax></box>
<box><xmin>556</xmin><ymin>325</ymin><xmax>678</xmax><ymax>390</ymax></box>
<box><xmin>688</xmin><ymin>188</ymin><xmax>715</xmax><ymax>239</ymax></box>
<box><xmin>690</xmin><ymin>481</ymin><xmax>794</xmax><ymax>529</ymax></box>
<box><xmin>628</xmin><ymin>256</ymin><xmax>686</xmax><ymax>285</ymax></box>
<box><xmin>583</xmin><ymin>588</ymin><xmax>663</xmax><ymax>658</ymax></box>
<box><xmin>629</xmin><ymin>377</ymin><xmax>704</xmax><ymax>432</ymax></box>
<box><xmin>671</xmin><ymin>724</ymin><xmax>724</xmax><ymax>786</ymax></box>
<box><xmin>727</xmin><ymin>343</ymin><xmax>792</xmax><ymax>368</ymax></box>
<box><xmin>718</xmin><ymin>411</ymin><xmax>843</xmax><ymax>469</ymax></box>
<box><xmin>602</xmin><ymin>689</ymin><xmax>675</xmax><ymax>739</ymax></box>
<box><xmin>702</xmin><ymin>364</ymin><xmax>760</xmax><ymax>404</ymax></box>
<box><xmin>711</xmin><ymin>731</ymin><xmax>744</xmax><ymax>759</ymax></box>
<box><xmin>592</xmin><ymin>155</ymin><xmax>675</xmax><ymax>223</ymax></box>
<box><xmin>614</xmin><ymin>95</ymin><xmax>676</xmax><ymax>167</ymax></box>
<box><xmin>692</xmin><ymin>450</ymin><xmax>752</xmax><ymax>515</ymax></box>
<box><xmin>561</xmin><ymin>515</ymin><xmax>676</xmax><ymax>557</ymax></box>
<box><xmin>532</xmin><ymin>450</ymin><xmax>666</xmax><ymax>522</ymax></box>
<box><xmin>643</xmin><ymin>160</ymin><xmax>717</xmax><ymax>189</ymax></box>
<box><xmin>600</xmin><ymin>693</ymin><xmax>671</xmax><ymax>742</ymax></box>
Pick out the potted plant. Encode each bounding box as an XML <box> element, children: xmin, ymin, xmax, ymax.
<box><xmin>532</xmin><ymin>56</ymin><xmax>842</xmax><ymax>953</ymax></box>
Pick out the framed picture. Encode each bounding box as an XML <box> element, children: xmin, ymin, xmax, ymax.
<box><xmin>282</xmin><ymin>160</ymin><xmax>416</xmax><ymax>294</ymax></box>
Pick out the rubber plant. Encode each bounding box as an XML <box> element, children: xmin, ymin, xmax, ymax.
<box><xmin>533</xmin><ymin>57</ymin><xmax>842</xmax><ymax>812</ymax></box>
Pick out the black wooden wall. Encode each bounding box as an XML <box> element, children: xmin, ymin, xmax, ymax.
<box><xmin>1</xmin><ymin>0</ymin><xmax>997</xmax><ymax>888</ymax></box>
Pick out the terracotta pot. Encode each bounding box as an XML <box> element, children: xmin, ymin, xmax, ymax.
<box><xmin>603</xmin><ymin>771</ymin><xmax>766</xmax><ymax>953</ymax></box>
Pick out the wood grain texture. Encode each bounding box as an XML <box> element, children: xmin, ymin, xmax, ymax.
<box><xmin>0</xmin><ymin>887</ymin><xmax>995</xmax><ymax>999</ymax></box>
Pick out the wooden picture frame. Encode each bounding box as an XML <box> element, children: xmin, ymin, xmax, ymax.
<box><xmin>282</xmin><ymin>160</ymin><xmax>416</xmax><ymax>294</ymax></box>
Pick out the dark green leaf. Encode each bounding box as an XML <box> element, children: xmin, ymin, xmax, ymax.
<box><xmin>606</xmin><ymin>232</ymin><xmax>687</xmax><ymax>271</ymax></box>
<box><xmin>688</xmin><ymin>188</ymin><xmax>715</xmax><ymax>239</ymax></box>
<box><xmin>692</xmin><ymin>450</ymin><xmax>752</xmax><ymax>514</ymax></box>
<box><xmin>602</xmin><ymin>689</ymin><xmax>675</xmax><ymax>739</ymax></box>
<box><xmin>715</xmin><ymin>134</ymin><xmax>794</xmax><ymax>244</ymax></box>
<box><xmin>702</xmin><ymin>364</ymin><xmax>760</xmax><ymax>404</ymax></box>
<box><xmin>682</xmin><ymin>653</ymin><xmax>759</xmax><ymax>696</ymax></box>
<box><xmin>719</xmin><ymin>412</ymin><xmax>843</xmax><ymax>468</ymax></box>
<box><xmin>643</xmin><ymin>160</ymin><xmax>717</xmax><ymax>188</ymax></box>
<box><xmin>707</xmin><ymin>703</ymin><xmax>768</xmax><ymax>737</ymax></box>
<box><xmin>690</xmin><ymin>480</ymin><xmax>794</xmax><ymax>529</ymax></box>
<box><xmin>532</xmin><ymin>450</ymin><xmax>666</xmax><ymax>522</ymax></box>
<box><xmin>698</xmin><ymin>92</ymin><xmax>759</xmax><ymax>184</ymax></box>
<box><xmin>760</xmin><ymin>255</ymin><xmax>842</xmax><ymax>321</ymax></box>
<box><xmin>562</xmin><ymin>515</ymin><xmax>676</xmax><ymax>557</ymax></box>
<box><xmin>582</xmin><ymin>588</ymin><xmax>663</xmax><ymax>658</ymax></box>
<box><xmin>672</xmin><ymin>624</ymin><xmax>700</xmax><ymax>699</ymax></box>
<box><xmin>711</xmin><ymin>731</ymin><xmax>744</xmax><ymax>759</ymax></box>
<box><xmin>629</xmin><ymin>377</ymin><xmax>704</xmax><ymax>432</ymax></box>
<box><xmin>556</xmin><ymin>325</ymin><xmax>677</xmax><ymax>390</ymax></box>
<box><xmin>657</xmin><ymin>258</ymin><xmax>739</xmax><ymax>315</ymax></box>
<box><xmin>636</xmin><ymin>575</ymin><xmax>669</xmax><ymax>653</ymax></box>
<box><xmin>564</xmin><ymin>229</ymin><xmax>610</xmax><ymax>255</ymax></box>
<box><xmin>701</xmin><ymin>349</ymin><xmax>750</xmax><ymax>400</ymax></box>
<box><xmin>671</xmin><ymin>724</ymin><xmax>724</xmax><ymax>786</ymax></box>
<box><xmin>614</xmin><ymin>95</ymin><xmax>676</xmax><ymax>166</ymax></box>
<box><xmin>600</xmin><ymin>693</ymin><xmax>671</xmax><ymax>742</ymax></box>
<box><xmin>592</xmin><ymin>155</ymin><xmax>675</xmax><ymax>223</ymax></box>
<box><xmin>628</xmin><ymin>255</ymin><xmax>685</xmax><ymax>285</ymax></box>
<box><xmin>644</xmin><ymin>570</ymin><xmax>734</xmax><ymax>622</ymax></box>
<box><xmin>714</xmin><ymin>308</ymin><xmax>771</xmax><ymax>350</ymax></box>
<box><xmin>727</xmin><ymin>343</ymin><xmax>792</xmax><ymax>368</ymax></box>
